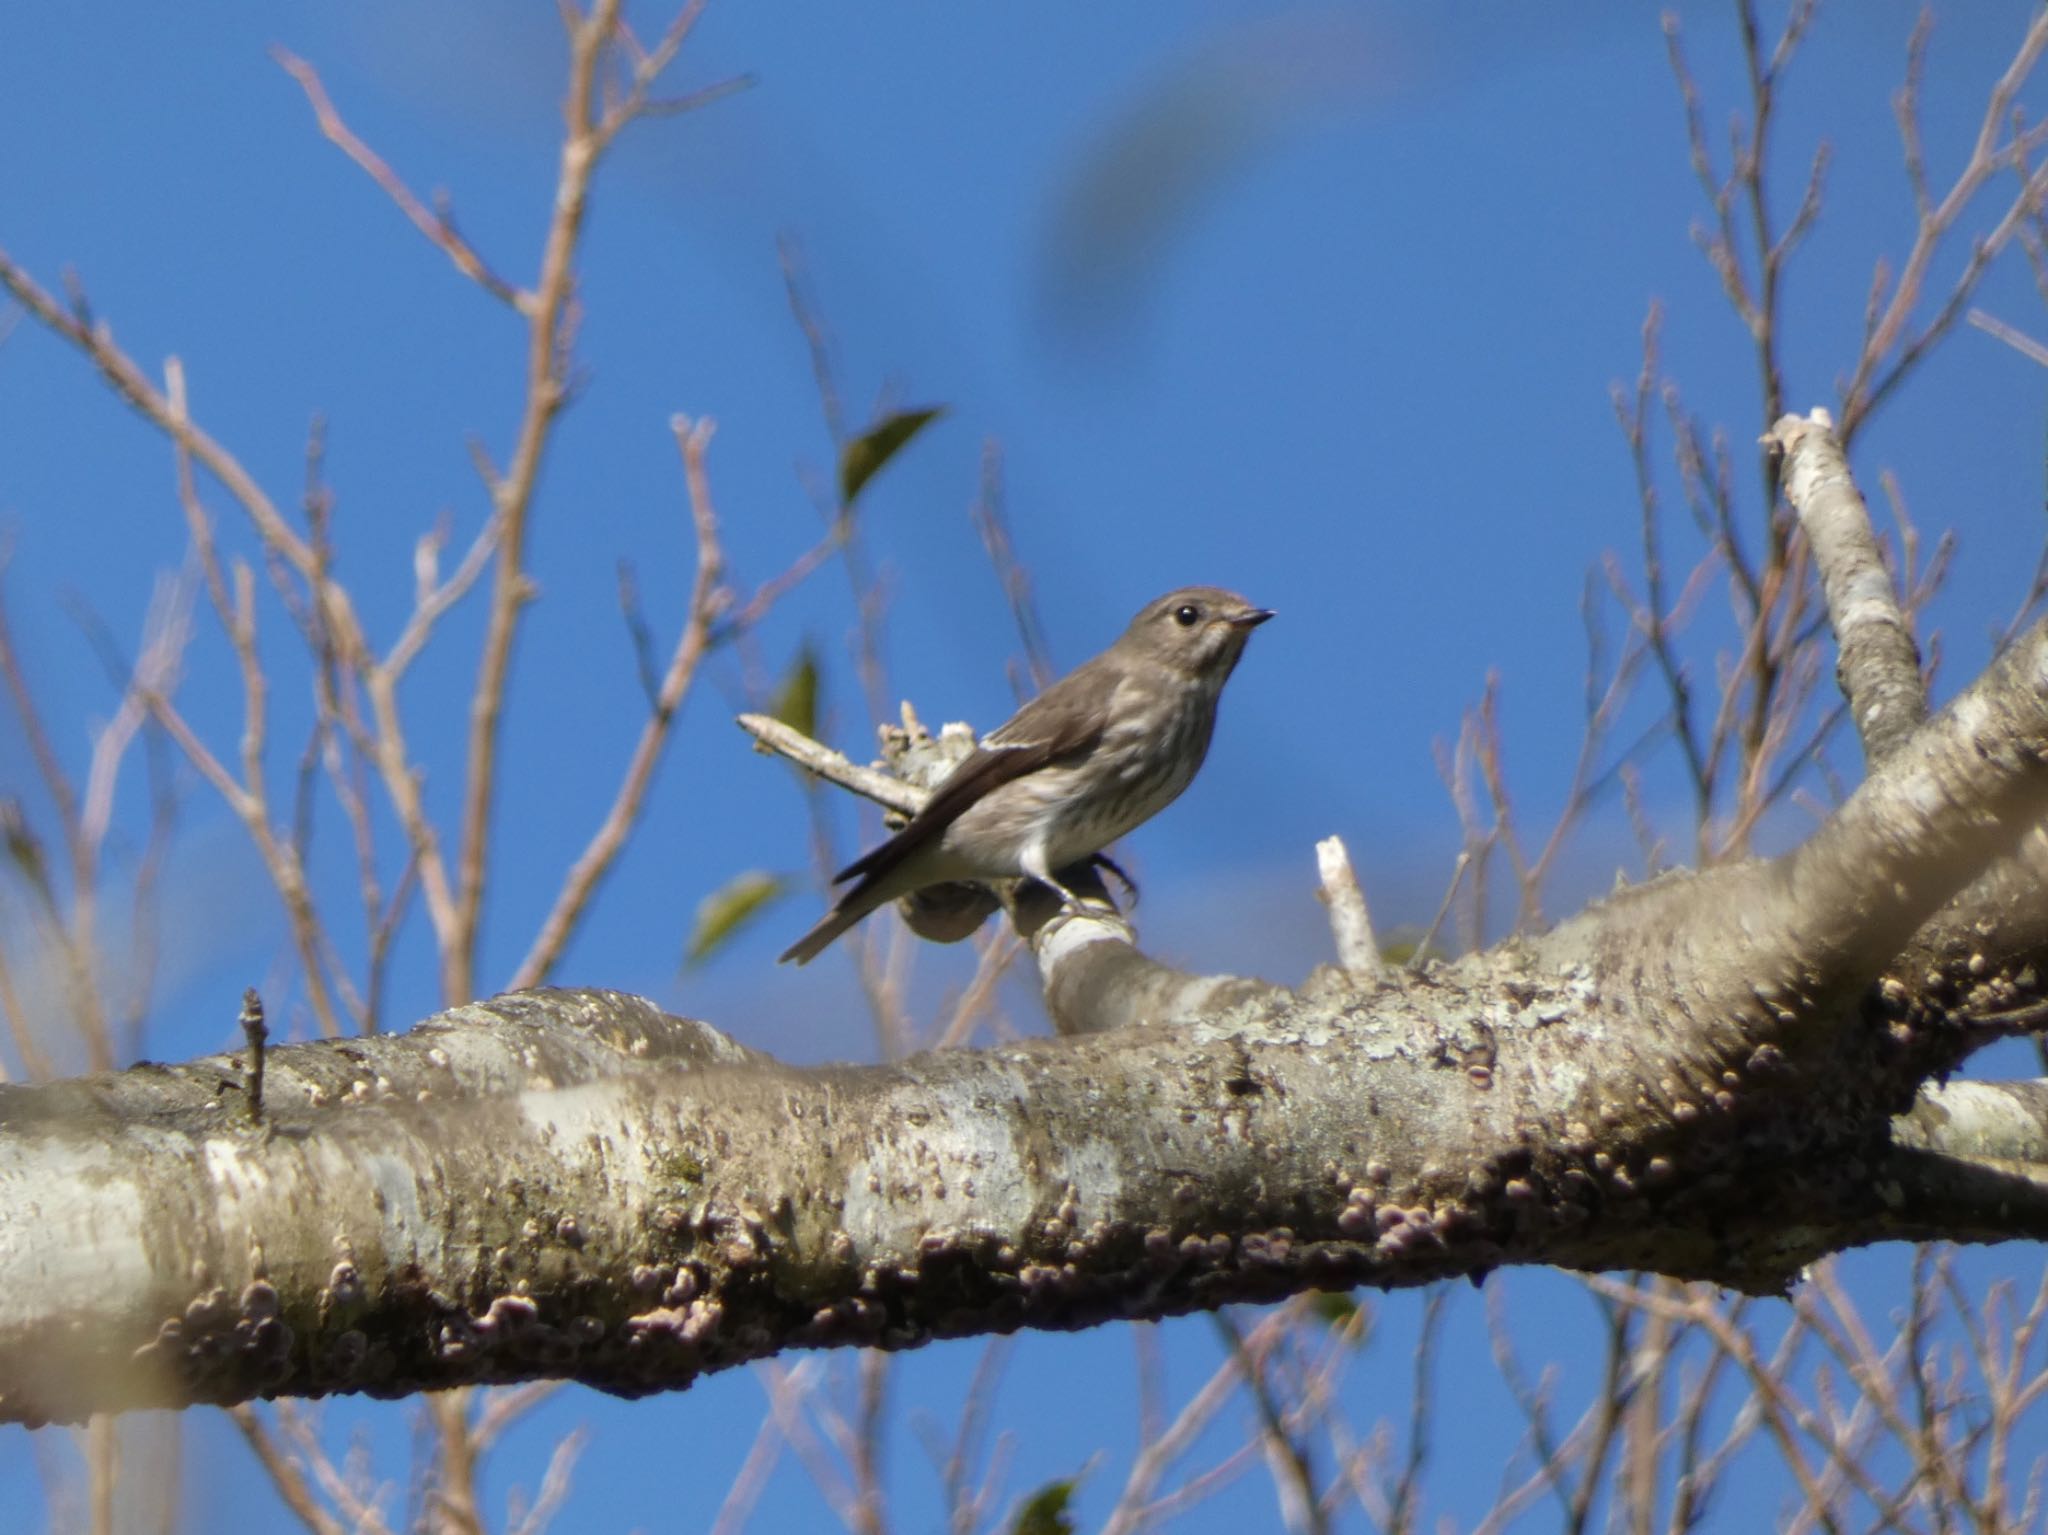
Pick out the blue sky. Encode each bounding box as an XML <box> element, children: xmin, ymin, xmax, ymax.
<box><xmin>3</xmin><ymin>2</ymin><xmax>2047</xmax><ymax>1529</ymax></box>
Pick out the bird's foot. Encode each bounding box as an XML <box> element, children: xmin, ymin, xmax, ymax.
<box><xmin>1089</xmin><ymin>852</ymin><xmax>1140</xmax><ymax>906</ymax></box>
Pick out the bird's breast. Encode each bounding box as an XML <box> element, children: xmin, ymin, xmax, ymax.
<box><xmin>1050</xmin><ymin>700</ymin><xmax>1215</xmax><ymax>858</ymax></box>
<box><xmin>938</xmin><ymin>694</ymin><xmax>1219</xmax><ymax>876</ymax></box>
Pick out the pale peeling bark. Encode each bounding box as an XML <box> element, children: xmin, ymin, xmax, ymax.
<box><xmin>1771</xmin><ymin>409</ymin><xmax>1929</xmax><ymax>764</ymax></box>
<box><xmin>4</xmin><ymin>415</ymin><xmax>2047</xmax><ymax>1425</ymax></box>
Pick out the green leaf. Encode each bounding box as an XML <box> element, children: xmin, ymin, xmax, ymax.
<box><xmin>838</xmin><ymin>406</ymin><xmax>946</xmax><ymax>506</ymax></box>
<box><xmin>770</xmin><ymin>645</ymin><xmax>820</xmax><ymax>741</ymax></box>
<box><xmin>683</xmin><ymin>871</ymin><xmax>791</xmax><ymax>970</ymax></box>
<box><xmin>1308</xmin><ymin>1290</ymin><xmax>1362</xmax><ymax>1330</ymax></box>
<box><xmin>1011</xmin><ymin>1479</ymin><xmax>1078</xmax><ymax>1535</ymax></box>
<box><xmin>0</xmin><ymin>798</ymin><xmax>47</xmax><ymax>893</ymax></box>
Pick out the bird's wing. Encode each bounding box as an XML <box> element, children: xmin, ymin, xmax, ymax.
<box><xmin>832</xmin><ymin>662</ymin><xmax>1112</xmax><ymax>885</ymax></box>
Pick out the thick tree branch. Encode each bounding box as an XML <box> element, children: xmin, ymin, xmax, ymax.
<box><xmin>1027</xmin><ymin>874</ymin><xmax>1284</xmax><ymax>1037</ymax></box>
<box><xmin>1766</xmin><ymin>408</ymin><xmax>2048</xmax><ymax>1052</ymax></box>
<box><xmin>1514</xmin><ymin>606</ymin><xmax>2048</xmax><ymax>1154</ymax></box>
<box><xmin>1768</xmin><ymin>609</ymin><xmax>2048</xmax><ymax>999</ymax></box>
<box><xmin>1895</xmin><ymin>1078</ymin><xmax>2048</xmax><ymax>1164</ymax></box>
<box><xmin>0</xmin><ymin>980</ymin><xmax>1690</xmax><ymax>1421</ymax></box>
<box><xmin>3</xmin><ymin>928</ymin><xmax>2039</xmax><ymax>1427</ymax></box>
<box><xmin>1876</xmin><ymin>1148</ymin><xmax>2048</xmax><ymax>1243</ymax></box>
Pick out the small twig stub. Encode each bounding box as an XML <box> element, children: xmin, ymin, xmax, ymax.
<box><xmin>1316</xmin><ymin>836</ymin><xmax>1383</xmax><ymax>978</ymax></box>
<box><xmin>239</xmin><ymin>988</ymin><xmax>268</xmax><ymax>1125</ymax></box>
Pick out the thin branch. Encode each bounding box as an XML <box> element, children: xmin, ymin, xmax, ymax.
<box><xmin>450</xmin><ymin>0</ymin><xmax>626</xmax><ymax>1006</ymax></box>
<box><xmin>508</xmin><ymin>416</ymin><xmax>727</xmax><ymax>990</ymax></box>
<box><xmin>969</xmin><ymin>439</ymin><xmax>1056</xmax><ymax>696</ymax></box>
<box><xmin>229</xmin><ymin>1408</ymin><xmax>347</xmax><ymax>1535</ymax></box>
<box><xmin>1102</xmin><ymin>1311</ymin><xmax>1292</xmax><ymax>1535</ymax></box>
<box><xmin>271</xmin><ymin>50</ymin><xmax>526</xmax><ymax>312</ymax></box>
<box><xmin>0</xmin><ymin>249</ymin><xmax>336</xmax><ymax>598</ymax></box>
<box><xmin>1841</xmin><ymin>7</ymin><xmax>2048</xmax><ymax>440</ymax></box>
<box><xmin>1215</xmin><ymin>1308</ymin><xmax>1329</xmax><ymax>1535</ymax></box>
<box><xmin>1969</xmin><ymin>307</ymin><xmax>2048</xmax><ymax>368</ymax></box>
<box><xmin>1409</xmin><ymin>851</ymin><xmax>1470</xmax><ymax>970</ymax></box>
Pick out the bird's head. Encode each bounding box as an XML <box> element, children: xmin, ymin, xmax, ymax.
<box><xmin>1121</xmin><ymin>586</ymin><xmax>1274</xmax><ymax>681</ymax></box>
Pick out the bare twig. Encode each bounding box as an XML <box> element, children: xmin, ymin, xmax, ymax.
<box><xmin>850</xmin><ymin>1353</ymin><xmax>890</xmax><ymax>1535</ymax></box>
<box><xmin>757</xmin><ymin>1359</ymin><xmax>870</xmax><ymax>1532</ymax></box>
<box><xmin>1101</xmin><ymin>1311</ymin><xmax>1292</xmax><ymax>1535</ymax></box>
<box><xmin>1410</xmin><ymin>851</ymin><xmax>1470</xmax><ymax>971</ymax></box>
<box><xmin>969</xmin><ymin>440</ymin><xmax>1056</xmax><ymax>697</ymax></box>
<box><xmin>163</xmin><ymin>361</ymin><xmax>346</xmax><ymax>1037</ymax></box>
<box><xmin>506</xmin><ymin>1426</ymin><xmax>586</xmax><ymax>1535</ymax></box>
<box><xmin>0</xmin><ymin>567</ymin><xmax>116</xmax><ymax>1067</ymax></box>
<box><xmin>0</xmin><ymin>943</ymin><xmax>49</xmax><ymax>1083</ymax></box>
<box><xmin>271</xmin><ymin>50</ymin><xmax>525</xmax><ymax>312</ymax></box>
<box><xmin>735</xmin><ymin>715</ymin><xmax>925</xmax><ymax>817</ymax></box>
<box><xmin>1841</xmin><ymin>8</ymin><xmax>2048</xmax><ymax>439</ymax></box>
<box><xmin>1387</xmin><ymin>1292</ymin><xmax>1447</xmax><ymax>1534</ymax></box>
<box><xmin>450</xmin><ymin>0</ymin><xmax>623</xmax><ymax>1006</ymax></box>
<box><xmin>931</xmin><ymin>929</ymin><xmax>1024</xmax><ymax>1051</ymax></box>
<box><xmin>1969</xmin><ymin>307</ymin><xmax>2048</xmax><ymax>368</ymax></box>
<box><xmin>508</xmin><ymin>416</ymin><xmax>728</xmax><ymax>990</ymax></box>
<box><xmin>228</xmin><ymin>1407</ymin><xmax>347</xmax><ymax>1535</ymax></box>
<box><xmin>1215</xmin><ymin>1309</ymin><xmax>1329</xmax><ymax>1535</ymax></box>
<box><xmin>709</xmin><ymin>1397</ymin><xmax>787</xmax><ymax>1535</ymax></box>
<box><xmin>0</xmin><ymin>251</ymin><xmax>336</xmax><ymax>597</ymax></box>
<box><xmin>251</xmin><ymin>1402</ymin><xmax>396</xmax><ymax>1535</ymax></box>
<box><xmin>428</xmin><ymin>1391</ymin><xmax>486</xmax><ymax>1535</ymax></box>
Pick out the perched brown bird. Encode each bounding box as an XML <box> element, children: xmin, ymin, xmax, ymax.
<box><xmin>781</xmin><ymin>586</ymin><xmax>1273</xmax><ymax>964</ymax></box>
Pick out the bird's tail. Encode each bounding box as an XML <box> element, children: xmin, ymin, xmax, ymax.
<box><xmin>779</xmin><ymin>879</ymin><xmax>884</xmax><ymax>965</ymax></box>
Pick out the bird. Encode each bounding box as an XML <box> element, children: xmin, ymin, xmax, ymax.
<box><xmin>780</xmin><ymin>586</ymin><xmax>1273</xmax><ymax>964</ymax></box>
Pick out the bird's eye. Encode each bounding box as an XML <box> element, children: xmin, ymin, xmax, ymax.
<box><xmin>1174</xmin><ymin>604</ymin><xmax>1201</xmax><ymax>627</ymax></box>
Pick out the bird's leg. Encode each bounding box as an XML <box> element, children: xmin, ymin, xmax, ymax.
<box><xmin>1019</xmin><ymin>843</ymin><xmax>1091</xmax><ymax>917</ymax></box>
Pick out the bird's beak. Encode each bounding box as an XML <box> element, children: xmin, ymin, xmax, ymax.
<box><xmin>1227</xmin><ymin>608</ymin><xmax>1276</xmax><ymax>629</ymax></box>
